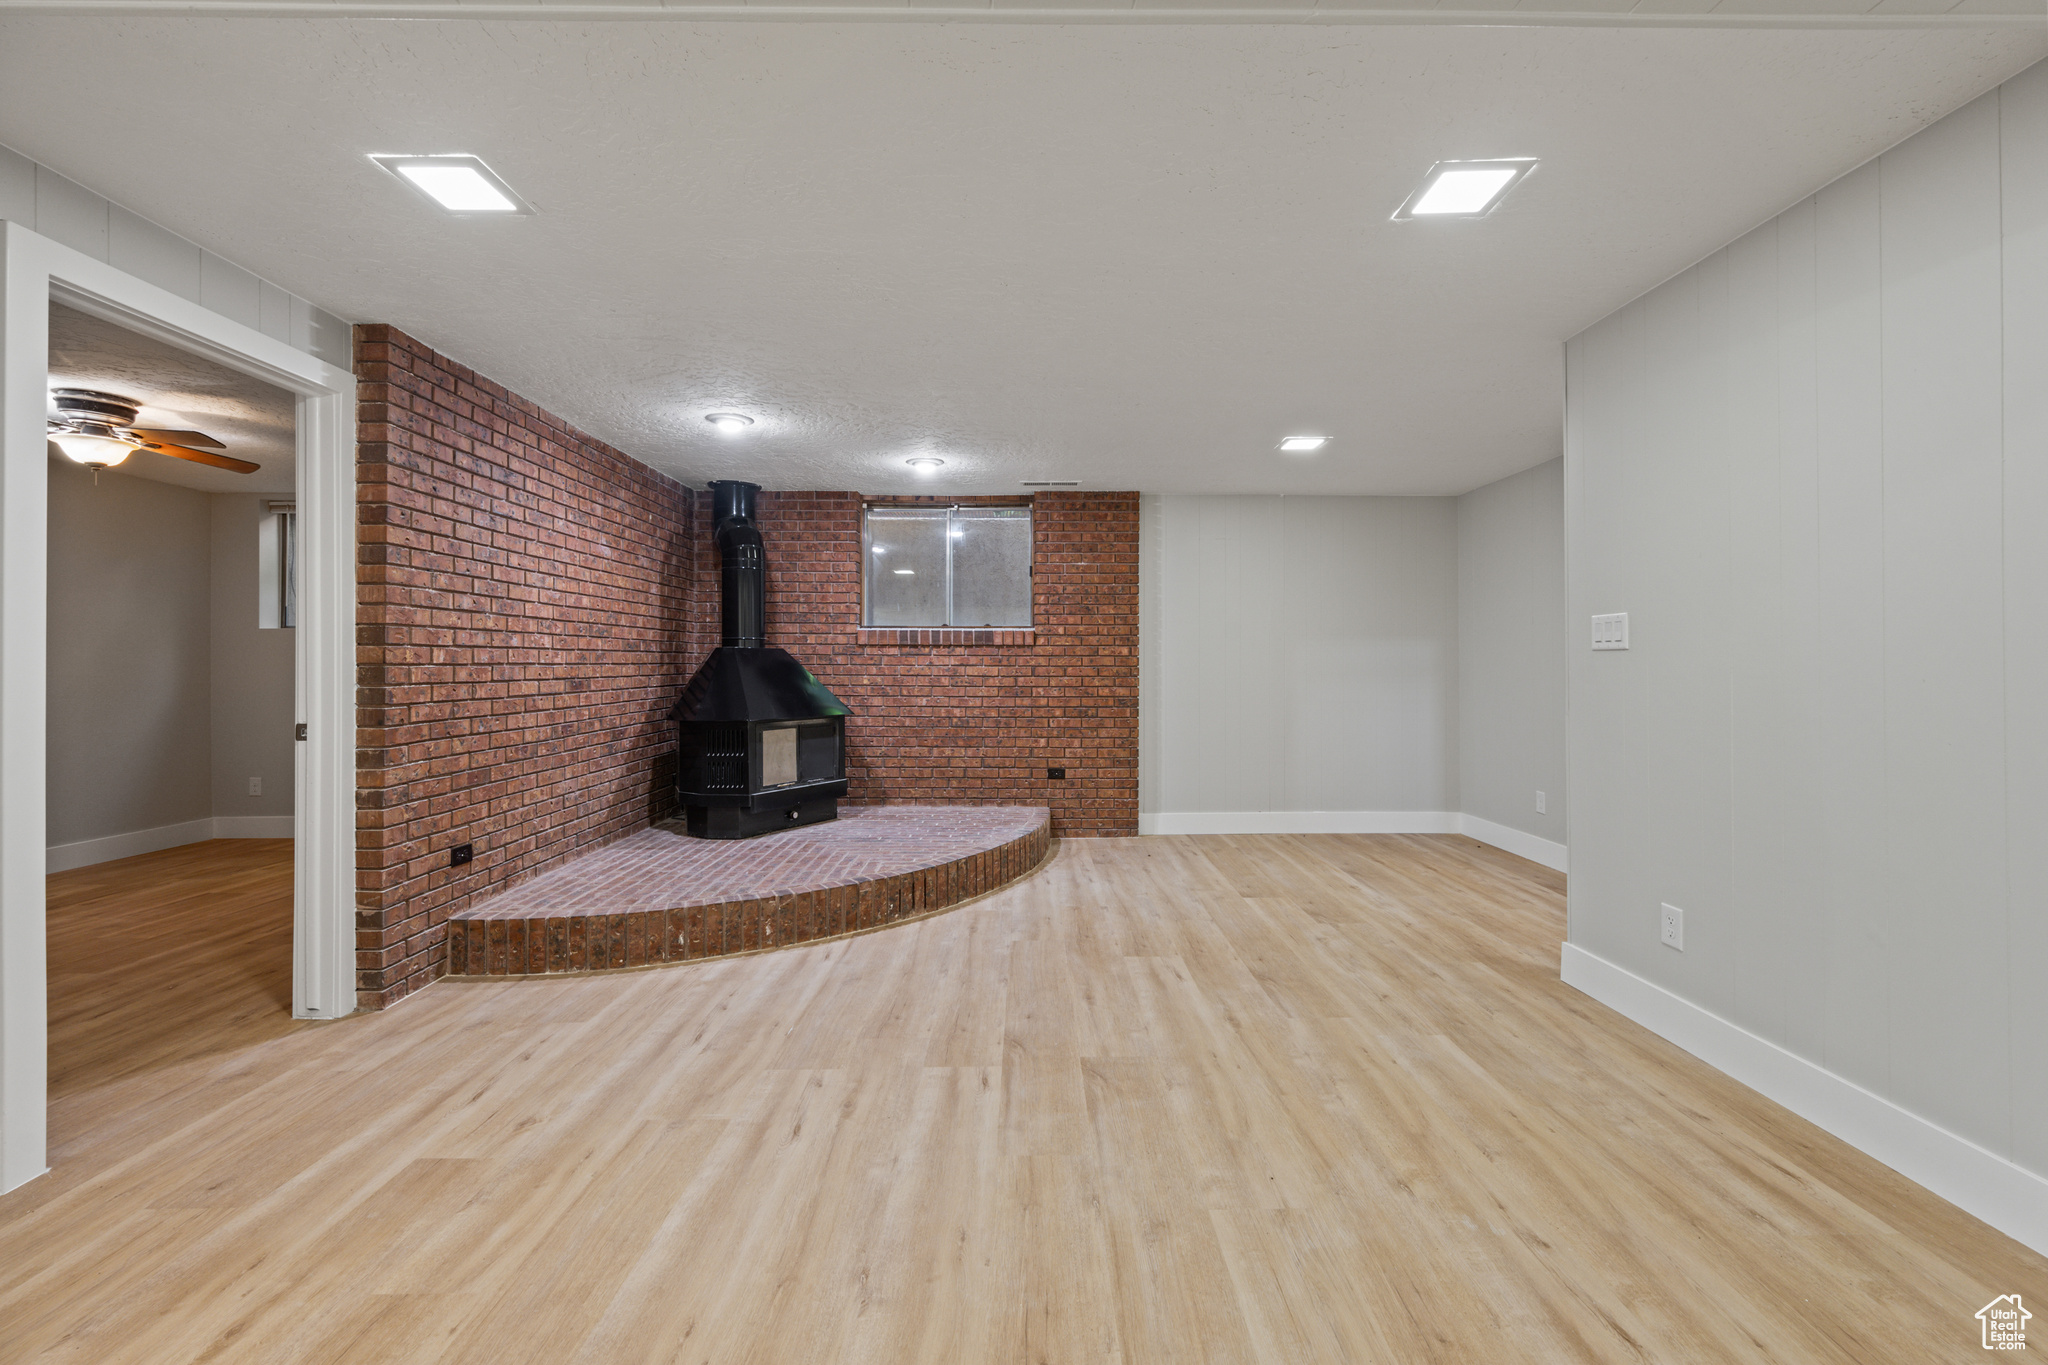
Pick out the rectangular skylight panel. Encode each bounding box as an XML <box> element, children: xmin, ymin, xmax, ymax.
<box><xmin>398</xmin><ymin>165</ymin><xmax>516</xmax><ymax>213</ymax></box>
<box><xmin>1410</xmin><ymin>167</ymin><xmax>1518</xmax><ymax>216</ymax></box>
<box><xmin>369</xmin><ymin>153</ymin><xmax>533</xmax><ymax>216</ymax></box>
<box><xmin>1393</xmin><ymin>158</ymin><xmax>1536</xmax><ymax>221</ymax></box>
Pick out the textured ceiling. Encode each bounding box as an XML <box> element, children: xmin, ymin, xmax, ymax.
<box><xmin>3</xmin><ymin>0</ymin><xmax>2042</xmax><ymax>21</ymax></box>
<box><xmin>47</xmin><ymin>302</ymin><xmax>297</xmax><ymax>495</ymax></box>
<box><xmin>2</xmin><ymin>22</ymin><xmax>2041</xmax><ymax>495</ymax></box>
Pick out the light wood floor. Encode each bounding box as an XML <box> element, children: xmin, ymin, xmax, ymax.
<box><xmin>6</xmin><ymin>834</ymin><xmax>2041</xmax><ymax>1363</ymax></box>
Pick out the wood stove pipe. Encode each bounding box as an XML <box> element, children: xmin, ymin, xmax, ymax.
<box><xmin>711</xmin><ymin>480</ymin><xmax>765</xmax><ymax>649</ymax></box>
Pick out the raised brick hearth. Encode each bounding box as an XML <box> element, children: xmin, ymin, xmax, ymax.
<box><xmin>445</xmin><ymin>805</ymin><xmax>1050</xmax><ymax>976</ymax></box>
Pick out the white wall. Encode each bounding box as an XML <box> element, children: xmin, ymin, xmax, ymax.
<box><xmin>211</xmin><ymin>494</ymin><xmax>295</xmax><ymax>821</ymax></box>
<box><xmin>1139</xmin><ymin>485</ymin><xmax>1570</xmax><ymax>866</ymax></box>
<box><xmin>46</xmin><ymin>466</ymin><xmax>296</xmax><ymax>867</ymax></box>
<box><xmin>0</xmin><ymin>142</ymin><xmax>350</xmax><ymax>369</ymax></box>
<box><xmin>7</xmin><ymin>130</ymin><xmax>327</xmax><ymax>866</ymax></box>
<box><xmin>46</xmin><ymin>456</ymin><xmax>213</xmax><ymax>846</ymax></box>
<box><xmin>1139</xmin><ymin>493</ymin><xmax>1460</xmax><ymax>831</ymax></box>
<box><xmin>1456</xmin><ymin>458</ymin><xmax>1566</xmax><ymax>851</ymax></box>
<box><xmin>1563</xmin><ymin>64</ymin><xmax>2048</xmax><ymax>1249</ymax></box>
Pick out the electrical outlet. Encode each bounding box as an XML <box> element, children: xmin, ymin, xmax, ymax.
<box><xmin>248</xmin><ymin>776</ymin><xmax>262</xmax><ymax>797</ymax></box>
<box><xmin>450</xmin><ymin>843</ymin><xmax>474</xmax><ymax>869</ymax></box>
<box><xmin>1535</xmin><ymin>790</ymin><xmax>1547</xmax><ymax>814</ymax></box>
<box><xmin>1660</xmin><ymin>903</ymin><xmax>1684</xmax><ymax>951</ymax></box>
<box><xmin>1046</xmin><ymin>767</ymin><xmax>1066</xmax><ymax>780</ymax></box>
<box><xmin>1592</xmin><ymin>613</ymin><xmax>1630</xmax><ymax>650</ymax></box>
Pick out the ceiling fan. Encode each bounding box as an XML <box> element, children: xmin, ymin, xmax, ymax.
<box><xmin>46</xmin><ymin>389</ymin><xmax>260</xmax><ymax>477</ymax></box>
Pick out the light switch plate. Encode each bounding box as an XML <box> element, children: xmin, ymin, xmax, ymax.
<box><xmin>1592</xmin><ymin>613</ymin><xmax>1630</xmax><ymax>650</ymax></box>
<box><xmin>1660</xmin><ymin>902</ymin><xmax>1684</xmax><ymax>950</ymax></box>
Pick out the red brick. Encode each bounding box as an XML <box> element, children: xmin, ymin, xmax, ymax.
<box><xmin>356</xmin><ymin>324</ymin><xmax>1133</xmax><ymax>1005</ymax></box>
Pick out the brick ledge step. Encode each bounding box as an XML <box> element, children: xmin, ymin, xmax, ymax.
<box><xmin>445</xmin><ymin>806</ymin><xmax>1052</xmax><ymax>978</ymax></box>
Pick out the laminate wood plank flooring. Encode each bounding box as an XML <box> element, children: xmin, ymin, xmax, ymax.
<box><xmin>45</xmin><ymin>839</ymin><xmax>297</xmax><ymax>1099</ymax></box>
<box><xmin>6</xmin><ymin>833</ymin><xmax>2043</xmax><ymax>1363</ymax></box>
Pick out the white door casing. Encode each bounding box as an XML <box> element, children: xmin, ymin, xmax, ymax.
<box><xmin>1</xmin><ymin>219</ymin><xmax>356</xmax><ymax>1193</ymax></box>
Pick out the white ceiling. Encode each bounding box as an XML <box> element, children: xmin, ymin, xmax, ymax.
<box><xmin>47</xmin><ymin>302</ymin><xmax>297</xmax><ymax>495</ymax></box>
<box><xmin>3</xmin><ymin>0</ymin><xmax>2043</xmax><ymax>25</ymax></box>
<box><xmin>1</xmin><ymin>21</ymin><xmax>2041</xmax><ymax>496</ymax></box>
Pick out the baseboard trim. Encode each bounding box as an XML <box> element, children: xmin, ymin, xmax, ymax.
<box><xmin>1455</xmin><ymin>814</ymin><xmax>1568</xmax><ymax>873</ymax></box>
<box><xmin>1138</xmin><ymin>809</ymin><xmax>1568</xmax><ymax>871</ymax></box>
<box><xmin>47</xmin><ymin>815</ymin><xmax>297</xmax><ymax>873</ymax></box>
<box><xmin>1561</xmin><ymin>941</ymin><xmax>2048</xmax><ymax>1256</ymax></box>
<box><xmin>212</xmin><ymin>815</ymin><xmax>296</xmax><ymax>840</ymax></box>
<box><xmin>1140</xmin><ymin>810</ymin><xmax>1460</xmax><ymax>836</ymax></box>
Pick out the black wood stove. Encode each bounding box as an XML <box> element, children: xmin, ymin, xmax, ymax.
<box><xmin>669</xmin><ymin>481</ymin><xmax>853</xmax><ymax>839</ymax></box>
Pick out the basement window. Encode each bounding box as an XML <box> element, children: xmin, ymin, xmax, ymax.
<box><xmin>863</xmin><ymin>504</ymin><xmax>1032</xmax><ymax>629</ymax></box>
<box><xmin>258</xmin><ymin>500</ymin><xmax>297</xmax><ymax>629</ymax></box>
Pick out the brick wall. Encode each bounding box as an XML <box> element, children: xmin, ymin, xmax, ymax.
<box><xmin>354</xmin><ymin>325</ymin><xmax>695</xmax><ymax>1009</ymax></box>
<box><xmin>353</xmin><ymin>325</ymin><xmax>1137</xmax><ymax>1007</ymax></box>
<box><xmin>686</xmin><ymin>491</ymin><xmax>1139</xmax><ymax>837</ymax></box>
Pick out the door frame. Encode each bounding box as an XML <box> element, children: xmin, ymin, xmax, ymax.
<box><xmin>1</xmin><ymin>219</ymin><xmax>356</xmax><ymax>1193</ymax></box>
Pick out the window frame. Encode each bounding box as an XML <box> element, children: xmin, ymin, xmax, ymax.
<box><xmin>258</xmin><ymin>499</ymin><xmax>298</xmax><ymax>630</ymax></box>
<box><xmin>860</xmin><ymin>500</ymin><xmax>1033</xmax><ymax>631</ymax></box>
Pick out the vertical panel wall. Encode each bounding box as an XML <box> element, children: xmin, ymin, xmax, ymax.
<box><xmin>0</xmin><ymin>141</ymin><xmax>349</xmax><ymax>368</ymax></box>
<box><xmin>1564</xmin><ymin>63</ymin><xmax>2048</xmax><ymax>1226</ymax></box>
<box><xmin>2002</xmin><ymin>45</ymin><xmax>2048</xmax><ymax>1190</ymax></box>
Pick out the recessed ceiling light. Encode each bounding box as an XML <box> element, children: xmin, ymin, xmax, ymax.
<box><xmin>872</xmin><ymin>546</ymin><xmax>887</xmax><ymax>555</ymax></box>
<box><xmin>1279</xmin><ymin>435</ymin><xmax>1329</xmax><ymax>453</ymax></box>
<box><xmin>905</xmin><ymin>457</ymin><xmax>945</xmax><ymax>471</ymax></box>
<box><xmin>705</xmin><ymin>413</ymin><xmax>755</xmax><ymax>435</ymax></box>
<box><xmin>1394</xmin><ymin>159</ymin><xmax>1536</xmax><ymax>221</ymax></box>
<box><xmin>368</xmin><ymin>154</ymin><xmax>532</xmax><ymax>216</ymax></box>
<box><xmin>893</xmin><ymin>568</ymin><xmax>916</xmax><ymax>575</ymax></box>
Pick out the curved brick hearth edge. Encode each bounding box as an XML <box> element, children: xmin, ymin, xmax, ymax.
<box><xmin>445</xmin><ymin>806</ymin><xmax>1052</xmax><ymax>978</ymax></box>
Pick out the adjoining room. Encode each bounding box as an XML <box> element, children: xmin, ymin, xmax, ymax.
<box><xmin>43</xmin><ymin>302</ymin><xmax>301</xmax><ymax>1105</ymax></box>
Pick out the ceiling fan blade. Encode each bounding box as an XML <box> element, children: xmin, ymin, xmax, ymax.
<box><xmin>125</xmin><ymin>427</ymin><xmax>226</xmax><ymax>449</ymax></box>
<box><xmin>144</xmin><ymin>442</ymin><xmax>261</xmax><ymax>474</ymax></box>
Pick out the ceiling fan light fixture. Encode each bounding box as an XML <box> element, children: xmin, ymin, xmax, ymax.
<box><xmin>52</xmin><ymin>432</ymin><xmax>135</xmax><ymax>468</ymax></box>
<box><xmin>47</xmin><ymin>389</ymin><xmax>260</xmax><ymax>475</ymax></box>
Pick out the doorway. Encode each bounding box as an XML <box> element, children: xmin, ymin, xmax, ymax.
<box><xmin>1</xmin><ymin>219</ymin><xmax>356</xmax><ymax>1193</ymax></box>
<box><xmin>44</xmin><ymin>300</ymin><xmax>302</xmax><ymax>1100</ymax></box>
